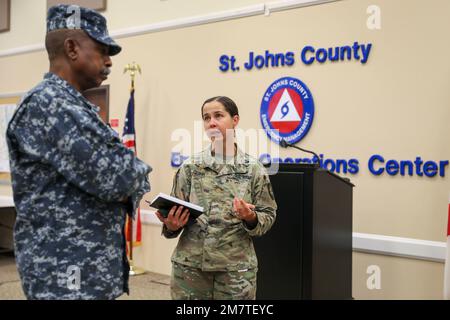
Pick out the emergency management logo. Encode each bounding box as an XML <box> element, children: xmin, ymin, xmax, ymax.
<box><xmin>260</xmin><ymin>77</ymin><xmax>314</xmax><ymax>145</ymax></box>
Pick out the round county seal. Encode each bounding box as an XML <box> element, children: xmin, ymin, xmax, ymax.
<box><xmin>260</xmin><ymin>76</ymin><xmax>315</xmax><ymax>145</ymax></box>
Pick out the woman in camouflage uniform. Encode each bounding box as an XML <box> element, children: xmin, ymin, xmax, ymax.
<box><xmin>156</xmin><ymin>96</ymin><xmax>277</xmax><ymax>300</ymax></box>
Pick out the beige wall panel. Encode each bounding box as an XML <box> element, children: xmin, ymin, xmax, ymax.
<box><xmin>0</xmin><ymin>0</ymin><xmax>47</xmax><ymax>51</ymax></box>
<box><xmin>0</xmin><ymin>0</ymin><xmax>449</xmax><ymax>298</ymax></box>
<box><xmin>353</xmin><ymin>252</ymin><xmax>444</xmax><ymax>299</ymax></box>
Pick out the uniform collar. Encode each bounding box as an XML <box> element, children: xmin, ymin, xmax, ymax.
<box><xmin>200</xmin><ymin>144</ymin><xmax>250</xmax><ymax>175</ymax></box>
<box><xmin>44</xmin><ymin>72</ymin><xmax>100</xmax><ymax>113</ymax></box>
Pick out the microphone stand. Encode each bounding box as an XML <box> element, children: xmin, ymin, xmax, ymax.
<box><xmin>280</xmin><ymin>139</ymin><xmax>321</xmax><ymax>169</ymax></box>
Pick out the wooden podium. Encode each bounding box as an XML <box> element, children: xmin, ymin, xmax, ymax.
<box><xmin>253</xmin><ymin>163</ymin><xmax>354</xmax><ymax>299</ymax></box>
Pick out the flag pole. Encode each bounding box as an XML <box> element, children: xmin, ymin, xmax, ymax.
<box><xmin>123</xmin><ymin>62</ymin><xmax>145</xmax><ymax>276</ymax></box>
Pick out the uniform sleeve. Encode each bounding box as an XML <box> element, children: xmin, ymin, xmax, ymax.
<box><xmin>161</xmin><ymin>164</ymin><xmax>191</xmax><ymax>239</ymax></box>
<box><xmin>10</xmin><ymin>98</ymin><xmax>151</xmax><ymax>204</ymax></box>
<box><xmin>243</xmin><ymin>163</ymin><xmax>277</xmax><ymax>237</ymax></box>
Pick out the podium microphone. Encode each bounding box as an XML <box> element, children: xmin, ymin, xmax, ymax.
<box><xmin>279</xmin><ymin>139</ymin><xmax>321</xmax><ymax>168</ymax></box>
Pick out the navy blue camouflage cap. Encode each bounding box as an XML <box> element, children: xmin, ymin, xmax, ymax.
<box><xmin>47</xmin><ymin>4</ymin><xmax>121</xmax><ymax>56</ymax></box>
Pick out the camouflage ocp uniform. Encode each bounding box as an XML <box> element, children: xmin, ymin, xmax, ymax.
<box><xmin>7</xmin><ymin>72</ymin><xmax>151</xmax><ymax>299</ymax></box>
<box><xmin>162</xmin><ymin>146</ymin><xmax>277</xmax><ymax>299</ymax></box>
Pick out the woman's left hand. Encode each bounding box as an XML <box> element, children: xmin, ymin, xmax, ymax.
<box><xmin>233</xmin><ymin>198</ymin><xmax>257</xmax><ymax>224</ymax></box>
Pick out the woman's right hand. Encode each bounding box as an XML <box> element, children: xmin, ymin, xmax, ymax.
<box><xmin>155</xmin><ymin>205</ymin><xmax>190</xmax><ymax>232</ymax></box>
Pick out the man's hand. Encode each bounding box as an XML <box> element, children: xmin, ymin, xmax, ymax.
<box><xmin>155</xmin><ymin>205</ymin><xmax>190</xmax><ymax>232</ymax></box>
<box><xmin>233</xmin><ymin>198</ymin><xmax>257</xmax><ymax>226</ymax></box>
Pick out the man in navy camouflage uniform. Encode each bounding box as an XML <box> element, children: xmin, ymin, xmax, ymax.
<box><xmin>6</xmin><ymin>5</ymin><xmax>151</xmax><ymax>299</ymax></box>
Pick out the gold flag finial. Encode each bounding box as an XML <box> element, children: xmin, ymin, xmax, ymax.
<box><xmin>123</xmin><ymin>62</ymin><xmax>142</xmax><ymax>90</ymax></box>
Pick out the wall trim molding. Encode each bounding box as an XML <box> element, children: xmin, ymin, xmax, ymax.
<box><xmin>141</xmin><ymin>209</ymin><xmax>447</xmax><ymax>263</ymax></box>
<box><xmin>0</xmin><ymin>91</ymin><xmax>24</xmax><ymax>99</ymax></box>
<box><xmin>0</xmin><ymin>0</ymin><xmax>341</xmax><ymax>58</ymax></box>
<box><xmin>0</xmin><ymin>196</ymin><xmax>14</xmax><ymax>207</ymax></box>
<box><xmin>111</xmin><ymin>4</ymin><xmax>265</xmax><ymax>40</ymax></box>
<box><xmin>141</xmin><ymin>208</ymin><xmax>162</xmax><ymax>226</ymax></box>
<box><xmin>0</xmin><ymin>43</ymin><xmax>45</xmax><ymax>58</ymax></box>
<box><xmin>353</xmin><ymin>232</ymin><xmax>446</xmax><ymax>263</ymax></box>
<box><xmin>266</xmin><ymin>0</ymin><xmax>339</xmax><ymax>13</ymax></box>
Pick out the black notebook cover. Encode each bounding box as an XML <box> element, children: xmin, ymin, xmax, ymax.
<box><xmin>145</xmin><ymin>193</ymin><xmax>204</xmax><ymax>219</ymax></box>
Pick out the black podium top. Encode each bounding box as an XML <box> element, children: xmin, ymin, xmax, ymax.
<box><xmin>264</xmin><ymin>163</ymin><xmax>355</xmax><ymax>187</ymax></box>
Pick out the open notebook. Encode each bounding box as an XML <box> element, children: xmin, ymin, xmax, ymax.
<box><xmin>145</xmin><ymin>193</ymin><xmax>204</xmax><ymax>219</ymax></box>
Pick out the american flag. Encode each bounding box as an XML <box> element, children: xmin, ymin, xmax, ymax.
<box><xmin>123</xmin><ymin>89</ymin><xmax>142</xmax><ymax>247</ymax></box>
<box><xmin>123</xmin><ymin>89</ymin><xmax>136</xmax><ymax>153</ymax></box>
